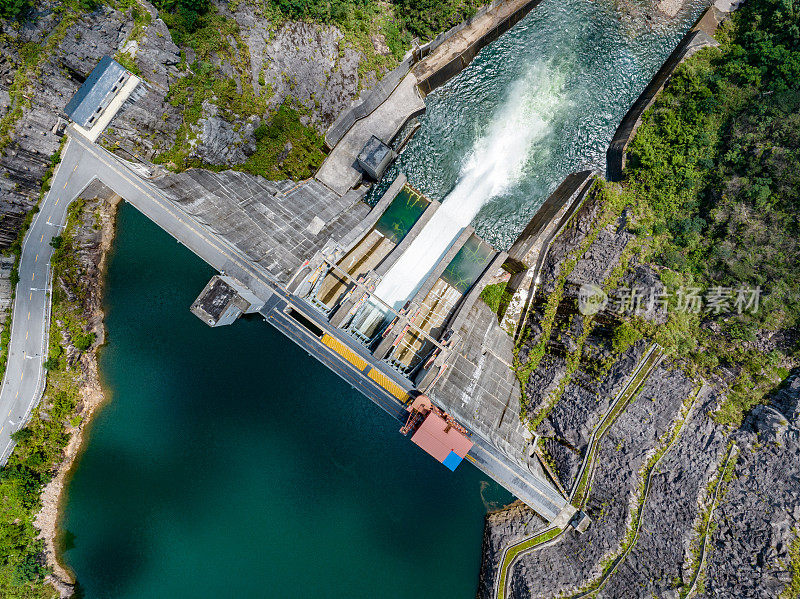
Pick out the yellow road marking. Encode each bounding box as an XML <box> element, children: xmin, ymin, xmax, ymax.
<box><xmin>31</xmin><ymin>272</ymin><xmax>34</xmax><ymax>281</ymax></box>
<box><xmin>35</xmin><ymin>254</ymin><xmax>38</xmax><ymax>263</ymax></box>
<box><xmin>55</xmin><ymin>197</ymin><xmax>60</xmax><ymax>206</ymax></box>
<box><xmin>29</xmin><ymin>292</ymin><xmax>32</xmax><ymax>300</ymax></box>
<box><xmin>72</xmin><ymin>164</ymin><xmax>78</xmax><ymax>172</ymax></box>
<box><xmin>7</xmin><ymin>408</ymin><xmax>11</xmax><ymax>416</ymax></box>
<box><xmin>0</xmin><ymin>426</ymin><xmax>4</xmax><ymax>435</ymax></box>
<box><xmin>63</xmin><ymin>181</ymin><xmax>68</xmax><ymax>189</ymax></box>
<box><xmin>26</xmin><ymin>331</ymin><xmax>29</xmax><ymax>339</ymax></box>
<box><xmin>19</xmin><ymin>372</ymin><xmax>23</xmax><ymax>380</ymax></box>
<box><xmin>40</xmin><ymin>234</ymin><xmax>44</xmax><ymax>242</ymax></box>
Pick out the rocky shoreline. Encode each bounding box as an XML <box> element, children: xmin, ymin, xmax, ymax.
<box><xmin>33</xmin><ymin>191</ymin><xmax>120</xmax><ymax>598</ymax></box>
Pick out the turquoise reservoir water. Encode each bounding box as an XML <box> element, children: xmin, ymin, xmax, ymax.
<box><xmin>61</xmin><ymin>204</ymin><xmax>511</xmax><ymax>598</ymax></box>
<box><xmin>63</xmin><ymin>0</ymin><xmax>709</xmax><ymax>596</ymax></box>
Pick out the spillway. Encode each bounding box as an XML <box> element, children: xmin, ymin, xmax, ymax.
<box><xmin>373</xmin><ymin>60</ymin><xmax>568</xmax><ymax>309</ymax></box>
<box><xmin>373</xmin><ymin>0</ymin><xmax>708</xmax><ymax>251</ymax></box>
<box><xmin>60</xmin><ymin>1</ymin><xmax>716</xmax><ymax>596</ymax></box>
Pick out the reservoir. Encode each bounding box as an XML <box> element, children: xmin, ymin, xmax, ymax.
<box><xmin>61</xmin><ymin>0</ymin><xmax>709</xmax><ymax>596</ymax></box>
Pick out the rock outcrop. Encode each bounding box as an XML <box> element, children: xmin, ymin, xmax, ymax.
<box><xmin>704</xmin><ymin>375</ymin><xmax>800</xmax><ymax>598</ymax></box>
<box><xmin>0</xmin><ymin>0</ymin><xmax>381</xmax><ymax>252</ymax></box>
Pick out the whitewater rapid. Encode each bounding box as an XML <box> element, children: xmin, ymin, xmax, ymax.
<box><xmin>372</xmin><ymin>60</ymin><xmax>567</xmax><ymax>310</ymax></box>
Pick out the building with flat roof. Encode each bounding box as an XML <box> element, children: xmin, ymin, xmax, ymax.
<box><xmin>64</xmin><ymin>56</ymin><xmax>142</xmax><ymax>142</ymax></box>
<box><xmin>357</xmin><ymin>135</ymin><xmax>394</xmax><ymax>181</ymax></box>
<box><xmin>403</xmin><ymin>395</ymin><xmax>474</xmax><ymax>471</ymax></box>
<box><xmin>190</xmin><ymin>275</ymin><xmax>265</xmax><ymax>327</ymax></box>
<box><xmin>65</xmin><ymin>56</ymin><xmax>131</xmax><ymax>128</ymax></box>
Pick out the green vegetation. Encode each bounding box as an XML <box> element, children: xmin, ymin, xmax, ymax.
<box><xmin>782</xmin><ymin>528</ymin><xmax>800</xmax><ymax>599</ymax></box>
<box><xmin>512</xmin><ymin>181</ymin><xmax>629</xmax><ymax>425</ymax></box>
<box><xmin>0</xmin><ymin>201</ymin><xmax>97</xmax><ymax>598</ymax></box>
<box><xmin>480</xmin><ymin>282</ymin><xmax>508</xmax><ymax>314</ymax></box>
<box><xmin>616</xmin><ymin>0</ymin><xmax>800</xmax><ymax>426</ymax></box>
<box><xmin>0</xmin><ymin>0</ymin><xmax>28</xmax><ymax>19</ymax></box>
<box><xmin>392</xmin><ymin>0</ymin><xmax>481</xmax><ymax>41</ymax></box>
<box><xmin>496</xmin><ymin>526</ymin><xmax>561</xmax><ymax>599</ymax></box>
<box><xmin>150</xmin><ymin>0</ymin><xmax>211</xmax><ymax>44</ymax></box>
<box><xmin>238</xmin><ymin>101</ymin><xmax>326</xmax><ymax>180</ymax></box>
<box><xmin>152</xmin><ymin>7</ymin><xmax>330</xmax><ymax>179</ymax></box>
<box><xmin>612</xmin><ymin>321</ymin><xmax>643</xmax><ymax>354</ymax></box>
<box><xmin>269</xmin><ymin>0</ymin><xmax>476</xmax><ymax>44</ymax></box>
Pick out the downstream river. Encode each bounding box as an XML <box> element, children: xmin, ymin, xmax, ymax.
<box><xmin>62</xmin><ymin>1</ymin><xmax>708</xmax><ymax>596</ymax></box>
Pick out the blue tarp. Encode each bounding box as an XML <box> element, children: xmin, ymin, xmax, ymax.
<box><xmin>442</xmin><ymin>450</ymin><xmax>463</xmax><ymax>471</ymax></box>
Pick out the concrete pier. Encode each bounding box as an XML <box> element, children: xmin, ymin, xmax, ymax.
<box><xmin>500</xmin><ymin>171</ymin><xmax>595</xmax><ymax>338</ymax></box>
<box><xmin>606</xmin><ymin>5</ymin><xmax>728</xmax><ymax>181</ymax></box>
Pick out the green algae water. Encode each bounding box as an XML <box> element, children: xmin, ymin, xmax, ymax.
<box><xmin>61</xmin><ymin>204</ymin><xmax>511</xmax><ymax>598</ymax></box>
<box><xmin>63</xmin><ymin>0</ymin><xmax>711</xmax><ymax>596</ymax></box>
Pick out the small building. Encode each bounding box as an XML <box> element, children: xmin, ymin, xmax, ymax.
<box><xmin>570</xmin><ymin>510</ymin><xmax>592</xmax><ymax>534</ymax></box>
<box><xmin>190</xmin><ymin>275</ymin><xmax>264</xmax><ymax>327</ymax></box>
<box><xmin>64</xmin><ymin>56</ymin><xmax>141</xmax><ymax>142</ymax></box>
<box><xmin>404</xmin><ymin>395</ymin><xmax>473</xmax><ymax>471</ymax></box>
<box><xmin>357</xmin><ymin>135</ymin><xmax>395</xmax><ymax>181</ymax></box>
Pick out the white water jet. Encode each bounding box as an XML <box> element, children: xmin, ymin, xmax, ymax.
<box><xmin>373</xmin><ymin>60</ymin><xmax>568</xmax><ymax>310</ymax></box>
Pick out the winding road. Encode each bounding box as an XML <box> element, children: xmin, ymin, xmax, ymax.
<box><xmin>0</xmin><ymin>137</ymin><xmax>89</xmax><ymax>463</ymax></box>
<box><xmin>0</xmin><ymin>127</ymin><xmax>277</xmax><ymax>465</ymax></box>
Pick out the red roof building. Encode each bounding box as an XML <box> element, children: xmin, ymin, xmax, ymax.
<box><xmin>410</xmin><ymin>409</ymin><xmax>473</xmax><ymax>471</ymax></box>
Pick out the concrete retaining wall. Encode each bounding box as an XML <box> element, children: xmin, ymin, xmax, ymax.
<box><xmin>325</xmin><ymin>56</ymin><xmax>415</xmax><ymax>149</ymax></box>
<box><xmin>416</xmin><ymin>0</ymin><xmax>543</xmax><ymax>95</ymax></box>
<box><xmin>606</xmin><ymin>6</ymin><xmax>728</xmax><ymax>181</ymax></box>
<box><xmin>498</xmin><ymin>171</ymin><xmax>595</xmax><ymax>338</ymax></box>
<box><xmin>325</xmin><ymin>0</ymin><xmax>544</xmax><ymax>150</ymax></box>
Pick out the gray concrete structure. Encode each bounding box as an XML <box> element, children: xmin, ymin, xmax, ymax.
<box><xmin>191</xmin><ymin>276</ymin><xmax>257</xmax><ymax>327</ymax></box>
<box><xmin>0</xmin><ymin>125</ymin><xmax>573</xmax><ymax>522</ymax></box>
<box><xmin>357</xmin><ymin>135</ymin><xmax>394</xmax><ymax>181</ymax></box>
<box><xmin>4</xmin><ymin>70</ymin><xmax>579</xmax><ymax>523</ymax></box>
<box><xmin>152</xmin><ymin>170</ymin><xmax>369</xmax><ymax>285</ymax></box>
<box><xmin>316</xmin><ymin>74</ymin><xmax>425</xmax><ymax>196</ymax></box>
<box><xmin>64</xmin><ymin>56</ymin><xmax>130</xmax><ymax>128</ymax></box>
<box><xmin>500</xmin><ymin>170</ymin><xmax>595</xmax><ymax>338</ymax></box>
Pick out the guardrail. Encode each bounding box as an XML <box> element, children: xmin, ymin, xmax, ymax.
<box><xmin>493</xmin><ymin>344</ymin><xmax>663</xmax><ymax>599</ymax></box>
<box><xmin>494</xmin><ymin>525</ymin><xmax>563</xmax><ymax>599</ymax></box>
<box><xmin>683</xmin><ymin>442</ymin><xmax>738</xmax><ymax>598</ymax></box>
<box><xmin>568</xmin><ymin>381</ymin><xmax>708</xmax><ymax>598</ymax></box>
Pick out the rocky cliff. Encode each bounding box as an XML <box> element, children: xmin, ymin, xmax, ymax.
<box><xmin>477</xmin><ymin>181</ymin><xmax>799</xmax><ymax>598</ymax></box>
<box><xmin>0</xmin><ymin>0</ymin><xmax>383</xmax><ymax>253</ymax></box>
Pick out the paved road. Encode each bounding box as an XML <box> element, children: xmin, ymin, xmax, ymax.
<box><xmin>0</xmin><ymin>127</ymin><xmax>571</xmax><ymax>524</ymax></box>
<box><xmin>0</xmin><ymin>127</ymin><xmax>278</xmax><ymax>464</ymax></box>
<box><xmin>0</xmin><ymin>137</ymin><xmax>88</xmax><ymax>462</ymax></box>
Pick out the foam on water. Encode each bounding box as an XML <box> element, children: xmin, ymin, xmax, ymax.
<box><xmin>372</xmin><ymin>60</ymin><xmax>568</xmax><ymax>308</ymax></box>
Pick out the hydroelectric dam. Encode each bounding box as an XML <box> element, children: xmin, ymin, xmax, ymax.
<box><xmin>4</xmin><ymin>0</ymin><xmax>724</xmax><ymax>530</ymax></box>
